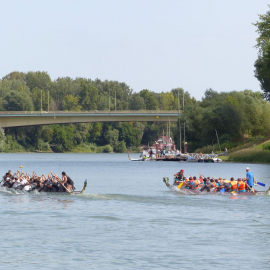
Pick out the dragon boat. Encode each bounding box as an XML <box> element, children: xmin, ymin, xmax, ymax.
<box><xmin>163</xmin><ymin>177</ymin><xmax>270</xmax><ymax>196</ymax></box>
<box><xmin>128</xmin><ymin>154</ymin><xmax>149</xmax><ymax>161</ymax></box>
<box><xmin>0</xmin><ymin>180</ymin><xmax>87</xmax><ymax>195</ymax></box>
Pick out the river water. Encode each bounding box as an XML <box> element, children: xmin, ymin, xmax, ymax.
<box><xmin>0</xmin><ymin>153</ymin><xmax>270</xmax><ymax>270</ymax></box>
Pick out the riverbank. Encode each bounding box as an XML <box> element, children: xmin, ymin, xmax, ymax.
<box><xmin>197</xmin><ymin>137</ymin><xmax>270</xmax><ymax>164</ymax></box>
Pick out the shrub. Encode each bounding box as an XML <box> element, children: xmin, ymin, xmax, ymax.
<box><xmin>102</xmin><ymin>144</ymin><xmax>113</xmax><ymax>153</ymax></box>
<box><xmin>114</xmin><ymin>140</ymin><xmax>127</xmax><ymax>153</ymax></box>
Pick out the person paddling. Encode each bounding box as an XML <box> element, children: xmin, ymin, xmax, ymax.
<box><xmin>62</xmin><ymin>171</ymin><xmax>74</xmax><ymax>191</ymax></box>
<box><xmin>237</xmin><ymin>178</ymin><xmax>246</xmax><ymax>192</ymax></box>
<box><xmin>230</xmin><ymin>177</ymin><xmax>238</xmax><ymax>192</ymax></box>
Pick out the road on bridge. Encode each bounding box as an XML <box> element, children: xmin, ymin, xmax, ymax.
<box><xmin>0</xmin><ymin>110</ymin><xmax>180</xmax><ymax>128</ymax></box>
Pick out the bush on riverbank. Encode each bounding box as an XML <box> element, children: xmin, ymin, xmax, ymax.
<box><xmin>255</xmin><ymin>139</ymin><xmax>270</xmax><ymax>151</ymax></box>
<box><xmin>228</xmin><ymin>148</ymin><xmax>270</xmax><ymax>163</ymax></box>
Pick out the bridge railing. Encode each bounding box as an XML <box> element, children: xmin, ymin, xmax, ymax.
<box><xmin>0</xmin><ymin>110</ymin><xmax>181</xmax><ymax>115</ymax></box>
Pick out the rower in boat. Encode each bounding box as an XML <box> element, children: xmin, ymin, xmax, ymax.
<box><xmin>174</xmin><ymin>169</ymin><xmax>184</xmax><ymax>184</ymax></box>
<box><xmin>62</xmin><ymin>171</ymin><xmax>75</xmax><ymax>191</ymax></box>
<box><xmin>230</xmin><ymin>177</ymin><xmax>238</xmax><ymax>192</ymax></box>
<box><xmin>1</xmin><ymin>170</ymin><xmax>86</xmax><ymax>194</ymax></box>
<box><xmin>237</xmin><ymin>178</ymin><xmax>246</xmax><ymax>192</ymax></box>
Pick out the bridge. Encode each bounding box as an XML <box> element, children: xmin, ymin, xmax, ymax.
<box><xmin>0</xmin><ymin>110</ymin><xmax>180</xmax><ymax>128</ymax></box>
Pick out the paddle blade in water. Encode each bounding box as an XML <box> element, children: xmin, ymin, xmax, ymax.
<box><xmin>220</xmin><ymin>188</ymin><xmax>225</xmax><ymax>193</ymax></box>
<box><xmin>257</xmin><ymin>182</ymin><xmax>265</xmax><ymax>187</ymax></box>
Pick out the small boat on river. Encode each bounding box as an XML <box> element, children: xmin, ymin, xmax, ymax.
<box><xmin>128</xmin><ymin>154</ymin><xmax>149</xmax><ymax>161</ymax></box>
<box><xmin>163</xmin><ymin>177</ymin><xmax>270</xmax><ymax>196</ymax></box>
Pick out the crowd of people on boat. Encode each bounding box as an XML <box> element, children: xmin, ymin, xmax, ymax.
<box><xmin>1</xmin><ymin>170</ymin><xmax>75</xmax><ymax>193</ymax></box>
<box><xmin>173</xmin><ymin>167</ymin><xmax>256</xmax><ymax>193</ymax></box>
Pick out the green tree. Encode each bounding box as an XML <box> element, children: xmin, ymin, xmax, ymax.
<box><xmin>51</xmin><ymin>125</ymin><xmax>74</xmax><ymax>152</ymax></box>
<box><xmin>140</xmin><ymin>89</ymin><xmax>158</xmax><ymax>110</ymax></box>
<box><xmin>63</xmin><ymin>94</ymin><xmax>81</xmax><ymax>111</ymax></box>
<box><xmin>2</xmin><ymin>71</ymin><xmax>26</xmax><ymax>82</ymax></box>
<box><xmin>253</xmin><ymin>7</ymin><xmax>270</xmax><ymax>101</ymax></box>
<box><xmin>130</xmin><ymin>93</ymin><xmax>146</xmax><ymax>110</ymax></box>
<box><xmin>80</xmin><ymin>82</ymin><xmax>98</xmax><ymax>110</ymax></box>
<box><xmin>3</xmin><ymin>91</ymin><xmax>34</xmax><ymax>111</ymax></box>
<box><xmin>25</xmin><ymin>71</ymin><xmax>51</xmax><ymax>91</ymax></box>
<box><xmin>114</xmin><ymin>140</ymin><xmax>127</xmax><ymax>152</ymax></box>
<box><xmin>159</xmin><ymin>92</ymin><xmax>175</xmax><ymax>110</ymax></box>
<box><xmin>31</xmin><ymin>87</ymin><xmax>52</xmax><ymax>111</ymax></box>
<box><xmin>104</xmin><ymin>129</ymin><xmax>119</xmax><ymax>147</ymax></box>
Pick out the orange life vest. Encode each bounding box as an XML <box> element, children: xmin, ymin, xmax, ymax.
<box><xmin>238</xmin><ymin>181</ymin><xmax>245</xmax><ymax>191</ymax></box>
<box><xmin>231</xmin><ymin>180</ymin><xmax>237</xmax><ymax>190</ymax></box>
<box><xmin>194</xmin><ymin>180</ymin><xmax>201</xmax><ymax>189</ymax></box>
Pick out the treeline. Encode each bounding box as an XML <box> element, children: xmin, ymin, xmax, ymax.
<box><xmin>178</xmin><ymin>89</ymin><xmax>270</xmax><ymax>152</ymax></box>
<box><xmin>0</xmin><ymin>71</ymin><xmax>194</xmax><ymax>152</ymax></box>
<box><xmin>0</xmin><ymin>71</ymin><xmax>269</xmax><ymax>153</ymax></box>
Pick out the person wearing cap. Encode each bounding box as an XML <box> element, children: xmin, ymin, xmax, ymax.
<box><xmin>246</xmin><ymin>167</ymin><xmax>255</xmax><ymax>190</ymax></box>
<box><xmin>174</xmin><ymin>169</ymin><xmax>185</xmax><ymax>184</ymax></box>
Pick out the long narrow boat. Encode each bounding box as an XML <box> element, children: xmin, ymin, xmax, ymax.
<box><xmin>128</xmin><ymin>154</ymin><xmax>148</xmax><ymax>161</ymax></box>
<box><xmin>0</xmin><ymin>180</ymin><xmax>87</xmax><ymax>195</ymax></box>
<box><xmin>163</xmin><ymin>177</ymin><xmax>270</xmax><ymax>196</ymax></box>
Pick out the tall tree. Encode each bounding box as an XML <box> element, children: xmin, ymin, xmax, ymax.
<box><xmin>254</xmin><ymin>7</ymin><xmax>270</xmax><ymax>101</ymax></box>
<box><xmin>3</xmin><ymin>91</ymin><xmax>34</xmax><ymax>111</ymax></box>
<box><xmin>139</xmin><ymin>89</ymin><xmax>158</xmax><ymax>110</ymax></box>
<box><xmin>25</xmin><ymin>71</ymin><xmax>51</xmax><ymax>91</ymax></box>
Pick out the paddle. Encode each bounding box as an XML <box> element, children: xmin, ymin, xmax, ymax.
<box><xmin>220</xmin><ymin>188</ymin><xmax>225</xmax><ymax>194</ymax></box>
<box><xmin>54</xmin><ymin>176</ymin><xmax>72</xmax><ymax>195</ymax></box>
<box><xmin>247</xmin><ymin>183</ymin><xmax>256</xmax><ymax>194</ymax></box>
<box><xmin>257</xmin><ymin>182</ymin><xmax>266</xmax><ymax>187</ymax></box>
<box><xmin>177</xmin><ymin>182</ymin><xmax>184</xmax><ymax>189</ymax></box>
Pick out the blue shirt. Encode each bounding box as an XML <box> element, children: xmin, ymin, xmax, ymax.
<box><xmin>246</xmin><ymin>171</ymin><xmax>254</xmax><ymax>186</ymax></box>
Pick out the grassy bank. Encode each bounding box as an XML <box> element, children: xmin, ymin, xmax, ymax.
<box><xmin>228</xmin><ymin>148</ymin><xmax>270</xmax><ymax>163</ymax></box>
<box><xmin>195</xmin><ymin>137</ymin><xmax>270</xmax><ymax>163</ymax></box>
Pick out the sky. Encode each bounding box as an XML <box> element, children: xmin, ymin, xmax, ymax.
<box><xmin>0</xmin><ymin>0</ymin><xmax>269</xmax><ymax>100</ymax></box>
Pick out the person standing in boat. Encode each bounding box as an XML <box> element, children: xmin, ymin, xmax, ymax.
<box><xmin>174</xmin><ymin>169</ymin><xmax>184</xmax><ymax>184</ymax></box>
<box><xmin>62</xmin><ymin>171</ymin><xmax>74</xmax><ymax>191</ymax></box>
<box><xmin>246</xmin><ymin>167</ymin><xmax>255</xmax><ymax>190</ymax></box>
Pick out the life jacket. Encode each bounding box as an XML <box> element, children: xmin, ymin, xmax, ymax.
<box><xmin>194</xmin><ymin>180</ymin><xmax>201</xmax><ymax>189</ymax></box>
<box><xmin>211</xmin><ymin>182</ymin><xmax>216</xmax><ymax>188</ymax></box>
<box><xmin>223</xmin><ymin>180</ymin><xmax>230</xmax><ymax>187</ymax></box>
<box><xmin>238</xmin><ymin>181</ymin><xmax>245</xmax><ymax>191</ymax></box>
<box><xmin>231</xmin><ymin>180</ymin><xmax>237</xmax><ymax>190</ymax></box>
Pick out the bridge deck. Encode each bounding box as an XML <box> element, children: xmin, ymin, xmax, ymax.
<box><xmin>0</xmin><ymin>110</ymin><xmax>180</xmax><ymax>128</ymax></box>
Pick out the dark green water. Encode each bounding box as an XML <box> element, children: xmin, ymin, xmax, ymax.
<box><xmin>0</xmin><ymin>153</ymin><xmax>270</xmax><ymax>269</ymax></box>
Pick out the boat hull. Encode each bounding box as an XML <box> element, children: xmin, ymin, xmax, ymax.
<box><xmin>163</xmin><ymin>177</ymin><xmax>269</xmax><ymax>196</ymax></box>
<box><xmin>1</xmin><ymin>180</ymin><xmax>87</xmax><ymax>195</ymax></box>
